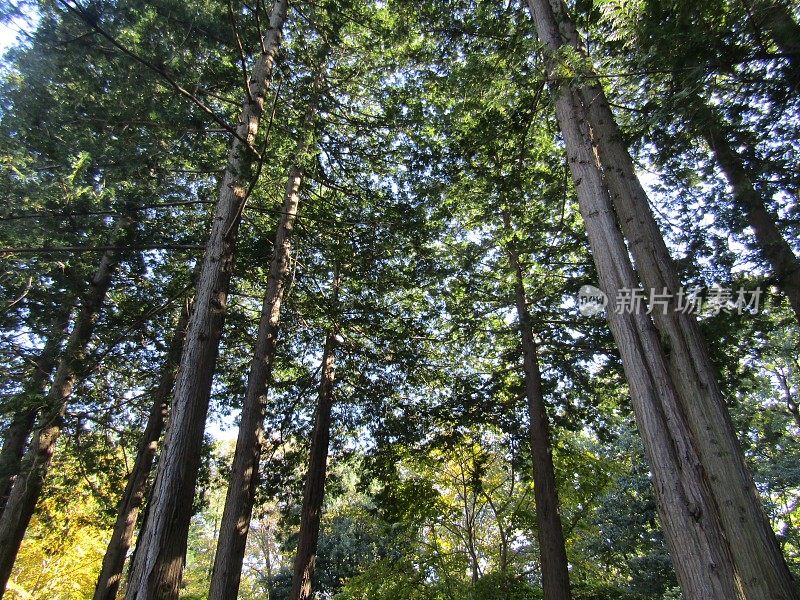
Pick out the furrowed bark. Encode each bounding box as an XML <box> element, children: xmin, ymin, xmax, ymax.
<box><xmin>529</xmin><ymin>1</ymin><xmax>797</xmax><ymax>596</ymax></box>
<box><xmin>123</xmin><ymin>3</ymin><xmax>289</xmax><ymax>597</ymax></box>
<box><xmin>526</xmin><ymin>2</ymin><xmax>744</xmax><ymax>596</ymax></box>
<box><xmin>0</xmin><ymin>217</ymin><xmax>130</xmax><ymax>594</ymax></box>
<box><xmin>93</xmin><ymin>299</ymin><xmax>192</xmax><ymax>600</ymax></box>
<box><xmin>501</xmin><ymin>211</ymin><xmax>571</xmax><ymax>600</ymax></box>
<box><xmin>289</xmin><ymin>273</ymin><xmax>339</xmax><ymax>600</ymax></box>
<box><xmin>0</xmin><ymin>318</ymin><xmax>66</xmax><ymax>516</ymax></box>
<box><xmin>691</xmin><ymin>98</ymin><xmax>800</xmax><ymax>324</ymax></box>
<box><xmin>208</xmin><ymin>151</ymin><xmax>305</xmax><ymax>599</ymax></box>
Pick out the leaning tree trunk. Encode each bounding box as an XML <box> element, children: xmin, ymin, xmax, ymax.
<box><xmin>0</xmin><ymin>314</ymin><xmax>67</xmax><ymax>516</ymax></box>
<box><xmin>527</xmin><ymin>1</ymin><xmax>798</xmax><ymax>596</ymax></box>
<box><xmin>749</xmin><ymin>0</ymin><xmax>800</xmax><ymax>78</ymax></box>
<box><xmin>0</xmin><ymin>217</ymin><xmax>130</xmax><ymax>594</ymax></box>
<box><xmin>93</xmin><ymin>298</ymin><xmax>192</xmax><ymax>600</ymax></box>
<box><xmin>123</xmin><ymin>4</ymin><xmax>289</xmax><ymax>598</ymax></box>
<box><xmin>501</xmin><ymin>211</ymin><xmax>571</xmax><ymax>600</ymax></box>
<box><xmin>289</xmin><ymin>275</ymin><xmax>339</xmax><ymax>600</ymax></box>
<box><xmin>691</xmin><ymin>97</ymin><xmax>800</xmax><ymax>324</ymax></box>
<box><xmin>526</xmin><ymin>2</ymin><xmax>746</xmax><ymax>596</ymax></box>
<box><xmin>209</xmin><ymin>145</ymin><xmax>306</xmax><ymax>600</ymax></box>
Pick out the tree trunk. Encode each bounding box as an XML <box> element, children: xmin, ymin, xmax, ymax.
<box><xmin>525</xmin><ymin>2</ymin><xmax>746</xmax><ymax>596</ymax></box>
<box><xmin>289</xmin><ymin>325</ymin><xmax>337</xmax><ymax>600</ymax></box>
<box><xmin>123</xmin><ymin>4</ymin><xmax>289</xmax><ymax>598</ymax></box>
<box><xmin>0</xmin><ymin>317</ymin><xmax>66</xmax><ymax>516</ymax></box>
<box><xmin>527</xmin><ymin>1</ymin><xmax>798</xmax><ymax>596</ymax></box>
<box><xmin>749</xmin><ymin>0</ymin><xmax>800</xmax><ymax>77</ymax></box>
<box><xmin>500</xmin><ymin>211</ymin><xmax>571</xmax><ymax>600</ymax></box>
<box><xmin>93</xmin><ymin>299</ymin><xmax>192</xmax><ymax>600</ymax></box>
<box><xmin>692</xmin><ymin>98</ymin><xmax>800</xmax><ymax>324</ymax></box>
<box><xmin>0</xmin><ymin>218</ymin><xmax>129</xmax><ymax>594</ymax></box>
<box><xmin>209</xmin><ymin>148</ymin><xmax>305</xmax><ymax>599</ymax></box>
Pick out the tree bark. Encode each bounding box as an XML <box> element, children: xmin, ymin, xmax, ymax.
<box><xmin>289</xmin><ymin>325</ymin><xmax>337</xmax><ymax>600</ymax></box>
<box><xmin>209</xmin><ymin>147</ymin><xmax>305</xmax><ymax>599</ymax></box>
<box><xmin>92</xmin><ymin>299</ymin><xmax>192</xmax><ymax>600</ymax></box>
<box><xmin>526</xmin><ymin>2</ymin><xmax>747</xmax><ymax>597</ymax></box>
<box><xmin>527</xmin><ymin>1</ymin><xmax>798</xmax><ymax>596</ymax></box>
<box><xmin>691</xmin><ymin>98</ymin><xmax>800</xmax><ymax>324</ymax></box>
<box><xmin>0</xmin><ymin>318</ymin><xmax>66</xmax><ymax>516</ymax></box>
<box><xmin>123</xmin><ymin>4</ymin><xmax>289</xmax><ymax>597</ymax></box>
<box><xmin>500</xmin><ymin>211</ymin><xmax>571</xmax><ymax>600</ymax></box>
<box><xmin>0</xmin><ymin>217</ymin><xmax>129</xmax><ymax>594</ymax></box>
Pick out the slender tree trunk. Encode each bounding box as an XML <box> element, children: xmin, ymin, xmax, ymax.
<box><xmin>123</xmin><ymin>4</ymin><xmax>289</xmax><ymax>598</ymax></box>
<box><xmin>0</xmin><ymin>217</ymin><xmax>130</xmax><ymax>594</ymax></box>
<box><xmin>93</xmin><ymin>299</ymin><xmax>192</xmax><ymax>600</ymax></box>
<box><xmin>500</xmin><ymin>211</ymin><xmax>570</xmax><ymax>600</ymax></box>
<box><xmin>691</xmin><ymin>98</ymin><xmax>800</xmax><ymax>324</ymax></box>
<box><xmin>526</xmin><ymin>3</ymin><xmax>746</xmax><ymax>596</ymax></box>
<box><xmin>289</xmin><ymin>325</ymin><xmax>337</xmax><ymax>600</ymax></box>
<box><xmin>0</xmin><ymin>317</ymin><xmax>66</xmax><ymax>516</ymax></box>
<box><xmin>527</xmin><ymin>1</ymin><xmax>797</xmax><ymax>596</ymax></box>
<box><xmin>208</xmin><ymin>148</ymin><xmax>305</xmax><ymax>599</ymax></box>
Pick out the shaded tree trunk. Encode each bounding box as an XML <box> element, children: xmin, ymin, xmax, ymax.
<box><xmin>692</xmin><ymin>98</ymin><xmax>800</xmax><ymax>324</ymax></box>
<box><xmin>749</xmin><ymin>0</ymin><xmax>800</xmax><ymax>77</ymax></box>
<box><xmin>123</xmin><ymin>3</ymin><xmax>289</xmax><ymax>597</ymax></box>
<box><xmin>527</xmin><ymin>1</ymin><xmax>798</xmax><ymax>596</ymax></box>
<box><xmin>93</xmin><ymin>299</ymin><xmax>192</xmax><ymax>600</ymax></box>
<box><xmin>0</xmin><ymin>217</ymin><xmax>130</xmax><ymax>594</ymax></box>
<box><xmin>289</xmin><ymin>325</ymin><xmax>337</xmax><ymax>600</ymax></box>
<box><xmin>209</xmin><ymin>147</ymin><xmax>305</xmax><ymax>599</ymax></box>
<box><xmin>501</xmin><ymin>211</ymin><xmax>570</xmax><ymax>600</ymax></box>
<box><xmin>0</xmin><ymin>317</ymin><xmax>66</xmax><ymax>516</ymax></box>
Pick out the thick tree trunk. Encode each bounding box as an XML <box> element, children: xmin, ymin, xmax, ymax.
<box><xmin>0</xmin><ymin>320</ymin><xmax>65</xmax><ymax>516</ymax></box>
<box><xmin>501</xmin><ymin>212</ymin><xmax>570</xmax><ymax>600</ymax></box>
<box><xmin>692</xmin><ymin>99</ymin><xmax>800</xmax><ymax>324</ymax></box>
<box><xmin>209</xmin><ymin>152</ymin><xmax>305</xmax><ymax>599</ymax></box>
<box><xmin>526</xmin><ymin>2</ymin><xmax>747</xmax><ymax>597</ymax></box>
<box><xmin>0</xmin><ymin>220</ymin><xmax>128</xmax><ymax>594</ymax></box>
<box><xmin>93</xmin><ymin>299</ymin><xmax>192</xmax><ymax>600</ymax></box>
<box><xmin>289</xmin><ymin>327</ymin><xmax>337</xmax><ymax>600</ymax></box>
<box><xmin>527</xmin><ymin>1</ymin><xmax>798</xmax><ymax>596</ymax></box>
<box><xmin>123</xmin><ymin>5</ymin><xmax>289</xmax><ymax>598</ymax></box>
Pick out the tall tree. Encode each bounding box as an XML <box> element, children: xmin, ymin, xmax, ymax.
<box><xmin>289</xmin><ymin>270</ymin><xmax>339</xmax><ymax>600</ymax></box>
<box><xmin>124</xmin><ymin>1</ymin><xmax>290</xmax><ymax>596</ymax></box>
<box><xmin>0</xmin><ymin>313</ymin><xmax>66</xmax><ymax>516</ymax></box>
<box><xmin>500</xmin><ymin>209</ymin><xmax>571</xmax><ymax>600</ymax></box>
<box><xmin>525</xmin><ymin>0</ymin><xmax>797</xmax><ymax>596</ymax></box>
<box><xmin>93</xmin><ymin>296</ymin><xmax>192</xmax><ymax>600</ymax></box>
<box><xmin>0</xmin><ymin>215</ymin><xmax>133</xmax><ymax>593</ymax></box>
<box><xmin>209</xmin><ymin>108</ymin><xmax>312</xmax><ymax>599</ymax></box>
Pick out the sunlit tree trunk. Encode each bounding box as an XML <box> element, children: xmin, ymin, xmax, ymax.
<box><xmin>501</xmin><ymin>210</ymin><xmax>571</xmax><ymax>600</ymax></box>
<box><xmin>209</xmin><ymin>147</ymin><xmax>305</xmax><ymax>599</ymax></box>
<box><xmin>124</xmin><ymin>3</ymin><xmax>289</xmax><ymax>597</ymax></box>
<box><xmin>526</xmin><ymin>1</ymin><xmax>798</xmax><ymax>596</ymax></box>
<box><xmin>93</xmin><ymin>299</ymin><xmax>192</xmax><ymax>600</ymax></box>
<box><xmin>289</xmin><ymin>322</ymin><xmax>337</xmax><ymax>600</ymax></box>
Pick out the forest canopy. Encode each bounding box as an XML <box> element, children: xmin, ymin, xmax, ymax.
<box><xmin>0</xmin><ymin>0</ymin><xmax>799</xmax><ymax>598</ymax></box>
